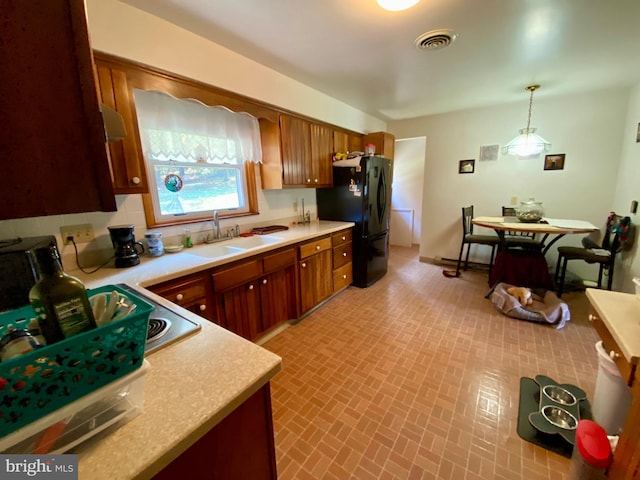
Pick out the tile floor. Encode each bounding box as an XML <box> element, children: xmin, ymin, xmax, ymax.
<box><xmin>262</xmin><ymin>246</ymin><xmax>601</xmax><ymax>480</ymax></box>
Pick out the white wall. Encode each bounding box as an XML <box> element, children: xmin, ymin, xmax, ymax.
<box><xmin>388</xmin><ymin>87</ymin><xmax>630</xmax><ymax>283</ymax></box>
<box><xmin>391</xmin><ymin>137</ymin><xmax>425</xmax><ymax>246</ymax></box>
<box><xmin>0</xmin><ymin>0</ymin><xmax>386</xmax><ymax>271</ymax></box>
<box><xmin>612</xmin><ymin>82</ymin><xmax>640</xmax><ymax>292</ymax></box>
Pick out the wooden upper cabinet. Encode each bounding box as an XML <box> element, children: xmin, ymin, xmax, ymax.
<box><xmin>309</xmin><ymin>123</ymin><xmax>333</xmax><ymax>187</ymax></box>
<box><xmin>349</xmin><ymin>134</ymin><xmax>364</xmax><ymax>153</ymax></box>
<box><xmin>0</xmin><ymin>0</ymin><xmax>116</xmax><ymax>219</ymax></box>
<box><xmin>94</xmin><ymin>54</ymin><xmax>149</xmax><ymax>194</ymax></box>
<box><xmin>334</xmin><ymin>130</ymin><xmax>364</xmax><ymax>155</ymax></box>
<box><xmin>363</xmin><ymin>131</ymin><xmax>395</xmax><ymax>160</ymax></box>
<box><xmin>280</xmin><ymin>114</ymin><xmax>311</xmax><ymax>187</ymax></box>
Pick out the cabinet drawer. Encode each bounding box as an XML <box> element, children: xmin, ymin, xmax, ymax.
<box><xmin>299</xmin><ymin>236</ymin><xmax>332</xmax><ymax>259</ymax></box>
<box><xmin>333</xmin><ymin>263</ymin><xmax>352</xmax><ymax>292</ymax></box>
<box><xmin>213</xmin><ymin>259</ymin><xmax>263</xmax><ymax>292</ymax></box>
<box><xmin>333</xmin><ymin>242</ymin><xmax>352</xmax><ymax>269</ymax></box>
<box><xmin>263</xmin><ymin>247</ymin><xmax>296</xmax><ymax>273</ymax></box>
<box><xmin>332</xmin><ymin>229</ymin><xmax>352</xmax><ymax>247</ymax></box>
<box><xmin>589</xmin><ymin>308</ymin><xmax>636</xmax><ymax>385</ymax></box>
<box><xmin>150</xmin><ymin>275</ymin><xmax>206</xmax><ymax>306</ymax></box>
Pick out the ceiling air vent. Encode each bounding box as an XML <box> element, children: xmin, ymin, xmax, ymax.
<box><xmin>415</xmin><ymin>29</ymin><xmax>458</xmax><ymax>50</ymax></box>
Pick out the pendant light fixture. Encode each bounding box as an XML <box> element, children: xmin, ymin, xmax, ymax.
<box><xmin>502</xmin><ymin>85</ymin><xmax>551</xmax><ymax>157</ymax></box>
<box><xmin>377</xmin><ymin>0</ymin><xmax>420</xmax><ymax>11</ymax></box>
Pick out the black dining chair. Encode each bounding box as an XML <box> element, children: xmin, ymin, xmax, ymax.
<box><xmin>554</xmin><ymin>214</ymin><xmax>633</xmax><ymax>297</ymax></box>
<box><xmin>455</xmin><ymin>206</ymin><xmax>500</xmax><ymax>277</ymax></box>
<box><xmin>501</xmin><ymin>206</ymin><xmax>543</xmax><ymax>251</ymax></box>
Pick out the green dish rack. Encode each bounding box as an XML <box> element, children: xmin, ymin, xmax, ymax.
<box><xmin>0</xmin><ymin>284</ymin><xmax>153</xmax><ymax>437</ymax></box>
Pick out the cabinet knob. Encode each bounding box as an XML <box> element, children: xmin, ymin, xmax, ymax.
<box><xmin>199</xmin><ymin>304</ymin><xmax>206</xmax><ymax>311</ymax></box>
<box><xmin>342</xmin><ymin>236</ymin><xmax>346</xmax><ymax>241</ymax></box>
<box><xmin>588</xmin><ymin>314</ymin><xmax>596</xmax><ymax>322</ymax></box>
<box><xmin>306</xmin><ymin>178</ymin><xmax>311</xmax><ymax>183</ymax></box>
<box><xmin>302</xmin><ymin>262</ymin><xmax>307</xmax><ymax>268</ymax></box>
<box><xmin>314</xmin><ymin>178</ymin><xmax>318</xmax><ymax>183</ymax></box>
<box><xmin>176</xmin><ymin>293</ymin><xmax>184</xmax><ymax>301</ymax></box>
<box><xmin>316</xmin><ymin>245</ymin><xmax>321</xmax><ymax>250</ymax></box>
<box><xmin>131</xmin><ymin>176</ymin><xmax>141</xmax><ymax>185</ymax></box>
<box><xmin>342</xmin><ymin>274</ymin><xmax>347</xmax><ymax>279</ymax></box>
<box><xmin>263</xmin><ymin>279</ymin><xmax>267</xmax><ymax>284</ymax></box>
<box><xmin>609</xmin><ymin>350</ymin><xmax>620</xmax><ymax>360</ymax></box>
<box><xmin>249</xmin><ymin>284</ymin><xmax>254</xmax><ymax>290</ymax></box>
<box><xmin>343</xmin><ymin>252</ymin><xmax>347</xmax><ymax>257</ymax></box>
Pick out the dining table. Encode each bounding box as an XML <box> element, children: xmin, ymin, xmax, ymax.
<box><xmin>472</xmin><ymin>216</ymin><xmax>598</xmax><ymax>293</ymax></box>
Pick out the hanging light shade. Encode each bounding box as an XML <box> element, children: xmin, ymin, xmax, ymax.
<box><xmin>377</xmin><ymin>0</ymin><xmax>420</xmax><ymax>11</ymax></box>
<box><xmin>503</xmin><ymin>85</ymin><xmax>551</xmax><ymax>157</ymax></box>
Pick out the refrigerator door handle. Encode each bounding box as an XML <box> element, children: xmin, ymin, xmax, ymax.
<box><xmin>377</xmin><ymin>166</ymin><xmax>387</xmax><ymax>225</ymax></box>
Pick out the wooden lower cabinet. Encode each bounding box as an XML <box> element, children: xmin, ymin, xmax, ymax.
<box><xmin>213</xmin><ymin>247</ymin><xmax>297</xmax><ymax>340</ymax></box>
<box><xmin>148</xmin><ymin>272</ymin><xmax>216</xmax><ymax>323</ymax></box>
<box><xmin>153</xmin><ymin>383</ymin><xmax>277</xmax><ymax>480</ymax></box>
<box><xmin>299</xmin><ymin>236</ymin><xmax>333</xmax><ymax>314</ymax></box>
<box><xmin>331</xmin><ymin>229</ymin><xmax>353</xmax><ymax>293</ymax></box>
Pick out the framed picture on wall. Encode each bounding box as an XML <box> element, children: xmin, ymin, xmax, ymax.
<box><xmin>479</xmin><ymin>144</ymin><xmax>499</xmax><ymax>161</ymax></box>
<box><xmin>459</xmin><ymin>159</ymin><xmax>475</xmax><ymax>174</ymax></box>
<box><xmin>544</xmin><ymin>154</ymin><xmax>565</xmax><ymax>171</ymax></box>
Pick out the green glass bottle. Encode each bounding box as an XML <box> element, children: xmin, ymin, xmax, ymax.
<box><xmin>28</xmin><ymin>243</ymin><xmax>97</xmax><ymax>345</ymax></box>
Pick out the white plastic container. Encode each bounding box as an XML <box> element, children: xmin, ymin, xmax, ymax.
<box><xmin>0</xmin><ymin>360</ymin><xmax>149</xmax><ymax>454</ymax></box>
<box><xmin>592</xmin><ymin>341</ymin><xmax>632</xmax><ymax>435</ymax></box>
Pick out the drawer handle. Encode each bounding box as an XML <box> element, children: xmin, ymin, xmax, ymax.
<box><xmin>609</xmin><ymin>350</ymin><xmax>620</xmax><ymax>360</ymax></box>
<box><xmin>316</xmin><ymin>245</ymin><xmax>321</xmax><ymax>250</ymax></box>
<box><xmin>263</xmin><ymin>279</ymin><xmax>267</xmax><ymax>285</ymax></box>
<box><xmin>176</xmin><ymin>293</ymin><xmax>184</xmax><ymax>301</ymax></box>
<box><xmin>588</xmin><ymin>314</ymin><xmax>596</xmax><ymax>322</ymax></box>
<box><xmin>199</xmin><ymin>304</ymin><xmax>206</xmax><ymax>311</ymax></box>
<box><xmin>249</xmin><ymin>284</ymin><xmax>254</xmax><ymax>290</ymax></box>
<box><xmin>132</xmin><ymin>176</ymin><xmax>141</xmax><ymax>185</ymax></box>
<box><xmin>302</xmin><ymin>262</ymin><xmax>307</xmax><ymax>268</ymax></box>
<box><xmin>343</xmin><ymin>252</ymin><xmax>347</xmax><ymax>257</ymax></box>
<box><xmin>342</xmin><ymin>236</ymin><xmax>346</xmax><ymax>241</ymax></box>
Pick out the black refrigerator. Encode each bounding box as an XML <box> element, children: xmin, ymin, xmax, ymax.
<box><xmin>317</xmin><ymin>156</ymin><xmax>391</xmax><ymax>288</ymax></box>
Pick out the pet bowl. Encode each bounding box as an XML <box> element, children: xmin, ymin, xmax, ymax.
<box><xmin>542</xmin><ymin>385</ymin><xmax>577</xmax><ymax>406</ymax></box>
<box><xmin>541</xmin><ymin>405</ymin><xmax>578</xmax><ymax>430</ymax></box>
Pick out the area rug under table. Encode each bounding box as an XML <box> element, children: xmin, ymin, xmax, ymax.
<box><xmin>517</xmin><ymin>376</ymin><xmax>592</xmax><ymax>458</ymax></box>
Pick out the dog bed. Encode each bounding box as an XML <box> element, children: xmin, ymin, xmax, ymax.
<box><xmin>490</xmin><ymin>282</ymin><xmax>570</xmax><ymax>329</ymax></box>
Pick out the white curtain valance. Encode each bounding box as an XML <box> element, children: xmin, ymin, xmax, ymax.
<box><xmin>133</xmin><ymin>89</ymin><xmax>262</xmax><ymax>164</ymax></box>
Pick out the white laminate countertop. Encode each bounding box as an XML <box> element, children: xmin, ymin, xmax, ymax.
<box><xmin>73</xmin><ymin>220</ymin><xmax>353</xmax><ymax>479</ymax></box>
<box><xmin>586</xmin><ymin>288</ymin><xmax>640</xmax><ymax>364</ymax></box>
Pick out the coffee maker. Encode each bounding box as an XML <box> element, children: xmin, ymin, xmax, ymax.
<box><xmin>108</xmin><ymin>225</ymin><xmax>145</xmax><ymax>268</ymax></box>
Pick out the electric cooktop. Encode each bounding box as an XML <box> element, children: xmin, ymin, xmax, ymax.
<box><xmin>117</xmin><ymin>283</ymin><xmax>201</xmax><ymax>355</ymax></box>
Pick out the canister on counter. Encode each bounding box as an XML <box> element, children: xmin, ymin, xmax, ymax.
<box><xmin>145</xmin><ymin>231</ymin><xmax>164</xmax><ymax>256</ymax></box>
<box><xmin>0</xmin><ymin>328</ymin><xmax>42</xmax><ymax>361</ymax></box>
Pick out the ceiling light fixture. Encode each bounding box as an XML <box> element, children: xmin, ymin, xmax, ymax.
<box><xmin>503</xmin><ymin>85</ymin><xmax>551</xmax><ymax>157</ymax></box>
<box><xmin>377</xmin><ymin>0</ymin><xmax>420</xmax><ymax>12</ymax></box>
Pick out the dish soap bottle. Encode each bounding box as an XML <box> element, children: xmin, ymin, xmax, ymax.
<box><xmin>29</xmin><ymin>243</ymin><xmax>97</xmax><ymax>345</ymax></box>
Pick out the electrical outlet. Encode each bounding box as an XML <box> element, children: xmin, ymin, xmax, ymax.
<box><xmin>510</xmin><ymin>195</ymin><xmax>518</xmax><ymax>205</ymax></box>
<box><xmin>60</xmin><ymin>224</ymin><xmax>95</xmax><ymax>244</ymax></box>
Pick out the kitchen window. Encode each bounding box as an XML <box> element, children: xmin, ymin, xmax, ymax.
<box><xmin>134</xmin><ymin>90</ymin><xmax>261</xmax><ymax>227</ymax></box>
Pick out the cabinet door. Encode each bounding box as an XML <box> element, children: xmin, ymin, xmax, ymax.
<box><xmin>348</xmin><ymin>134</ymin><xmax>364</xmax><ymax>154</ymax></box>
<box><xmin>309</xmin><ymin>123</ymin><xmax>333</xmax><ymax>187</ymax></box>
<box><xmin>280</xmin><ymin>114</ymin><xmax>310</xmax><ymax>186</ymax></box>
<box><xmin>363</xmin><ymin>132</ymin><xmax>395</xmax><ymax>160</ymax></box>
<box><xmin>94</xmin><ymin>55</ymin><xmax>149</xmax><ymax>194</ymax></box>
<box><xmin>333</xmin><ymin>130</ymin><xmax>348</xmax><ymax>154</ymax></box>
<box><xmin>299</xmin><ymin>250</ymin><xmax>333</xmax><ymax>314</ymax></box>
<box><xmin>219</xmin><ymin>282</ymin><xmax>261</xmax><ymax>340</ymax></box>
<box><xmin>0</xmin><ymin>1</ymin><xmax>116</xmax><ymax>219</ymax></box>
<box><xmin>259</xmin><ymin>266</ymin><xmax>297</xmax><ymax>332</ymax></box>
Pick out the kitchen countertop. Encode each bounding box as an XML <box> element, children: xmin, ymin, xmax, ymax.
<box><xmin>585</xmin><ymin>288</ymin><xmax>640</xmax><ymax>365</ymax></box>
<box><xmin>74</xmin><ymin>220</ymin><xmax>353</xmax><ymax>479</ymax></box>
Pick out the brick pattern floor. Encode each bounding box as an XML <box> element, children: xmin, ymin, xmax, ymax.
<box><xmin>262</xmin><ymin>246</ymin><xmax>600</xmax><ymax>479</ymax></box>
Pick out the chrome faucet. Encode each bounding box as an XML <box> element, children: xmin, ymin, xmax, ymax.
<box><xmin>213</xmin><ymin>210</ymin><xmax>221</xmax><ymax>239</ymax></box>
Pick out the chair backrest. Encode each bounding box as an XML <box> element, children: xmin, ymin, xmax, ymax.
<box><xmin>461</xmin><ymin>206</ymin><xmax>474</xmax><ymax>236</ymax></box>
<box><xmin>501</xmin><ymin>206</ymin><xmax>535</xmax><ymax>239</ymax></box>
